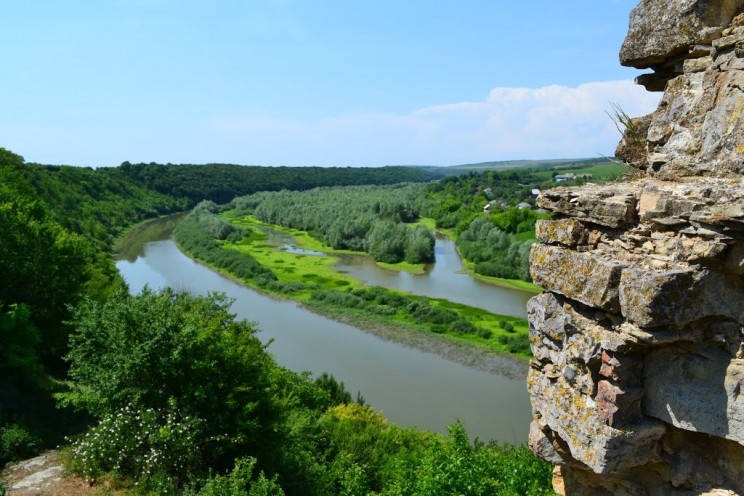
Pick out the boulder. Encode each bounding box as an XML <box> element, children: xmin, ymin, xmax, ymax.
<box><xmin>620</xmin><ymin>0</ymin><xmax>744</xmax><ymax>69</ymax></box>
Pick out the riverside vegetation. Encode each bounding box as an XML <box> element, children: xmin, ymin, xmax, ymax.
<box><xmin>0</xmin><ymin>146</ymin><xmax>559</xmax><ymax>494</ymax></box>
<box><xmin>173</xmin><ymin>189</ymin><xmax>533</xmax><ymax>358</ymax></box>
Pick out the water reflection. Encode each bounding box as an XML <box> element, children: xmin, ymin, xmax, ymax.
<box><xmin>333</xmin><ymin>235</ymin><xmax>533</xmax><ymax>319</ymax></box>
<box><xmin>260</xmin><ymin>227</ymin><xmax>534</xmax><ymax>319</ymax></box>
<box><xmin>114</xmin><ymin>217</ymin><xmax>532</xmax><ymax>442</ymax></box>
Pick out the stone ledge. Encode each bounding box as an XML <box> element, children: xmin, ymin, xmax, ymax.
<box><xmin>530</xmin><ymin>245</ymin><xmax>627</xmax><ymax>313</ymax></box>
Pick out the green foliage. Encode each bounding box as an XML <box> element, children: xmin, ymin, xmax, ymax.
<box><xmin>174</xmin><ymin>211</ymin><xmax>275</xmax><ymax>283</ymax></box>
<box><xmin>0</xmin><ymin>150</ymin><xmax>91</xmax><ymax>361</ymax></box>
<box><xmin>59</xmin><ymin>288</ymin><xmax>278</xmax><ymax>472</ymax></box>
<box><xmin>497</xmin><ymin>333</ymin><xmax>531</xmax><ymax>356</ymax></box>
<box><xmin>121</xmin><ymin>162</ymin><xmax>433</xmax><ymax>206</ymax></box>
<box><xmin>380</xmin><ymin>421</ymin><xmax>553</xmax><ymax>496</ymax></box>
<box><xmin>1</xmin><ymin>421</ymin><xmax>41</xmax><ymax>465</ymax></box>
<box><xmin>65</xmin><ymin>403</ymin><xmax>206</xmax><ymax>489</ymax></box>
<box><xmin>491</xmin><ymin>207</ymin><xmax>544</xmax><ymax>234</ymax></box>
<box><xmin>0</xmin><ymin>303</ymin><xmax>40</xmax><ymax>375</ymax></box>
<box><xmin>195</xmin><ymin>457</ymin><xmax>285</xmax><ymax>496</ymax></box>
<box><xmin>235</xmin><ymin>184</ymin><xmax>435</xmax><ymax>264</ymax></box>
<box><xmin>314</xmin><ymin>373</ymin><xmax>353</xmax><ymax>407</ymax></box>
<box><xmin>311</xmin><ymin>288</ymin><xmax>493</xmax><ymax>340</ymax></box>
<box><xmin>458</xmin><ymin>216</ymin><xmax>534</xmax><ymax>282</ymax></box>
<box><xmin>58</xmin><ymin>290</ymin><xmax>551</xmax><ymax>495</ymax></box>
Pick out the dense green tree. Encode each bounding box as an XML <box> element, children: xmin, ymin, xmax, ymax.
<box><xmin>0</xmin><ymin>149</ymin><xmax>91</xmax><ymax>360</ymax></box>
<box><xmin>60</xmin><ymin>288</ymin><xmax>282</xmax><ymax>473</ymax></box>
<box><xmin>0</xmin><ymin>303</ymin><xmax>40</xmax><ymax>375</ymax></box>
<box><xmin>236</xmin><ymin>184</ymin><xmax>435</xmax><ymax>264</ymax></box>
<box><xmin>457</xmin><ymin>216</ymin><xmax>535</xmax><ymax>282</ymax></box>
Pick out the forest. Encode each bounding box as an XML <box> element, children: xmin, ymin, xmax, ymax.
<box><xmin>0</xmin><ymin>147</ymin><xmax>555</xmax><ymax>494</ymax></box>
<box><xmin>232</xmin><ymin>184</ymin><xmax>435</xmax><ymax>265</ymax></box>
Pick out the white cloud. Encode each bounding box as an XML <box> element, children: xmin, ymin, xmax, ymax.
<box><xmin>3</xmin><ymin>80</ymin><xmax>660</xmax><ymax>167</ymax></box>
<box><xmin>201</xmin><ymin>79</ymin><xmax>660</xmax><ymax>166</ymax></box>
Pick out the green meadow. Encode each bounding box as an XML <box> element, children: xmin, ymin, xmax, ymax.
<box><xmin>213</xmin><ymin>212</ymin><xmax>532</xmax><ymax>359</ymax></box>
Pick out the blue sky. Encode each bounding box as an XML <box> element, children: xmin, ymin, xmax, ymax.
<box><xmin>1</xmin><ymin>0</ymin><xmax>660</xmax><ymax>167</ymax></box>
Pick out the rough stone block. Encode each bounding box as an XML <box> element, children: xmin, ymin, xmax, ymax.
<box><xmin>726</xmin><ymin>242</ymin><xmax>744</xmax><ymax>274</ymax></box>
<box><xmin>530</xmin><ymin>244</ymin><xmax>626</xmax><ymax>312</ymax></box>
<box><xmin>619</xmin><ymin>267</ymin><xmax>744</xmax><ymax>328</ymax></box>
<box><xmin>528</xmin><ymin>367</ymin><xmax>666</xmax><ymax>474</ymax></box>
<box><xmin>644</xmin><ymin>347</ymin><xmax>744</xmax><ymax>446</ymax></box>
<box><xmin>684</xmin><ymin>56</ymin><xmax>713</xmax><ymax>72</ymax></box>
<box><xmin>535</xmin><ymin>218</ymin><xmax>591</xmax><ymax>247</ymax></box>
<box><xmin>537</xmin><ymin>183</ymin><xmax>639</xmax><ymax>229</ymax></box>
<box><xmin>620</xmin><ymin>0</ymin><xmax>741</xmax><ymax>69</ymax></box>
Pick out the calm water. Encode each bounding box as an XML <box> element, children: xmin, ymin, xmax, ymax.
<box><xmin>115</xmin><ymin>217</ymin><xmax>532</xmax><ymax>442</ymax></box>
<box><xmin>268</xmin><ymin>229</ymin><xmax>534</xmax><ymax>319</ymax></box>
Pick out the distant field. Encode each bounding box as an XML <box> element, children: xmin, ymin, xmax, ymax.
<box><xmin>412</xmin><ymin>157</ymin><xmax>618</xmax><ymax>177</ymax></box>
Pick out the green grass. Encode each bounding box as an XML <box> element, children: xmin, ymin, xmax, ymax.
<box><xmin>203</xmin><ymin>213</ymin><xmax>533</xmax><ymax>360</ymax></box>
<box><xmin>530</xmin><ymin>161</ymin><xmax>630</xmax><ymax>182</ymax></box>
<box><xmin>457</xmin><ymin>258</ymin><xmax>542</xmax><ymax>293</ymax></box>
<box><xmin>376</xmin><ymin>260</ymin><xmax>427</xmax><ymax>274</ymax></box>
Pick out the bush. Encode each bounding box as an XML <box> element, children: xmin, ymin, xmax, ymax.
<box><xmin>310</xmin><ymin>290</ymin><xmax>365</xmax><ymax>309</ymax></box>
<box><xmin>195</xmin><ymin>457</ymin><xmax>285</xmax><ymax>496</ymax></box>
<box><xmin>59</xmin><ymin>289</ymin><xmax>279</xmax><ymax>476</ymax></box>
<box><xmin>369</xmin><ymin>305</ymin><xmax>397</xmax><ymax>316</ymax></box>
<box><xmin>0</xmin><ymin>422</ymin><xmax>40</xmax><ymax>465</ymax></box>
<box><xmin>497</xmin><ymin>333</ymin><xmax>530</xmax><ymax>356</ymax></box>
<box><xmin>65</xmin><ymin>403</ymin><xmax>205</xmax><ymax>488</ymax></box>
<box><xmin>476</xmin><ymin>327</ymin><xmax>493</xmax><ymax>339</ymax></box>
<box><xmin>379</xmin><ymin>421</ymin><xmax>553</xmax><ymax>495</ymax></box>
<box><xmin>405</xmin><ymin>301</ymin><xmax>457</xmax><ymax>325</ymax></box>
<box><xmin>448</xmin><ymin>319</ymin><xmax>476</xmax><ymax>335</ymax></box>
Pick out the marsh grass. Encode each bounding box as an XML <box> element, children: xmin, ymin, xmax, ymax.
<box><xmin>193</xmin><ymin>213</ymin><xmax>533</xmax><ymax>361</ymax></box>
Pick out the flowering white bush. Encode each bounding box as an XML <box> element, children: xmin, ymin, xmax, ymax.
<box><xmin>66</xmin><ymin>402</ymin><xmax>207</xmax><ymax>489</ymax></box>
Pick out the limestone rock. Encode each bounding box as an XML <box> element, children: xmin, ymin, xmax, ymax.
<box><xmin>620</xmin><ymin>0</ymin><xmax>744</xmax><ymax>69</ymax></box>
<box><xmin>528</xmin><ymin>367</ymin><xmax>666</xmax><ymax>474</ymax></box>
<box><xmin>644</xmin><ymin>349</ymin><xmax>744</xmax><ymax>445</ymax></box>
<box><xmin>619</xmin><ymin>267</ymin><xmax>744</xmax><ymax>328</ymax></box>
<box><xmin>527</xmin><ymin>1</ymin><xmax>744</xmax><ymax>492</ymax></box>
<box><xmin>530</xmin><ymin>245</ymin><xmax>626</xmax><ymax>312</ymax></box>
<box><xmin>535</xmin><ymin>218</ymin><xmax>593</xmax><ymax>248</ymax></box>
<box><xmin>537</xmin><ymin>183</ymin><xmax>639</xmax><ymax>228</ymax></box>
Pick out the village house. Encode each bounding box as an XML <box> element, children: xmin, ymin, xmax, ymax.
<box><xmin>555</xmin><ymin>173</ymin><xmax>593</xmax><ymax>182</ymax></box>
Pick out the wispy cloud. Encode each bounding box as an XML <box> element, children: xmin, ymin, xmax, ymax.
<box><xmin>201</xmin><ymin>79</ymin><xmax>659</xmax><ymax>166</ymax></box>
<box><xmin>4</xmin><ymin>80</ymin><xmax>660</xmax><ymax>167</ymax></box>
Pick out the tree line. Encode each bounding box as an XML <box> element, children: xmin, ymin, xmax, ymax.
<box><xmin>232</xmin><ymin>184</ymin><xmax>435</xmax><ymax>265</ymax></box>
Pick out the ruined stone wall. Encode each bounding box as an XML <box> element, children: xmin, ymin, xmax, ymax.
<box><xmin>527</xmin><ymin>2</ymin><xmax>744</xmax><ymax>494</ymax></box>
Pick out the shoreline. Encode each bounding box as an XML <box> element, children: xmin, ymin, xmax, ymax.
<box><xmin>117</xmin><ymin>214</ymin><xmax>530</xmax><ymax>379</ymax></box>
<box><xmin>172</xmin><ymin>236</ymin><xmax>529</xmax><ymax>379</ymax></box>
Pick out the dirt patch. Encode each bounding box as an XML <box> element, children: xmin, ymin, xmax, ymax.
<box><xmin>2</xmin><ymin>451</ymin><xmax>113</xmax><ymax>496</ymax></box>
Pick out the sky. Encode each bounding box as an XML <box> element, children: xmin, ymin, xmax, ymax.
<box><xmin>0</xmin><ymin>0</ymin><xmax>661</xmax><ymax>168</ymax></box>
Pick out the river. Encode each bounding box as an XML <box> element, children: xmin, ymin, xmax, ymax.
<box><xmin>265</xmin><ymin>228</ymin><xmax>534</xmax><ymax>319</ymax></box>
<box><xmin>115</xmin><ymin>216</ymin><xmax>532</xmax><ymax>443</ymax></box>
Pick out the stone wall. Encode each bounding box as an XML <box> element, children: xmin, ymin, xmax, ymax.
<box><xmin>527</xmin><ymin>1</ymin><xmax>744</xmax><ymax>494</ymax></box>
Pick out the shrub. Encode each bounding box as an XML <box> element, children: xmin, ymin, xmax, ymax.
<box><xmin>59</xmin><ymin>289</ymin><xmax>279</xmax><ymax>475</ymax></box>
<box><xmin>497</xmin><ymin>333</ymin><xmax>530</xmax><ymax>356</ymax></box>
<box><xmin>65</xmin><ymin>403</ymin><xmax>205</xmax><ymax>488</ymax></box>
<box><xmin>405</xmin><ymin>301</ymin><xmax>457</xmax><ymax>325</ymax></box>
<box><xmin>448</xmin><ymin>319</ymin><xmax>476</xmax><ymax>335</ymax></box>
<box><xmin>476</xmin><ymin>327</ymin><xmax>493</xmax><ymax>340</ymax></box>
<box><xmin>194</xmin><ymin>457</ymin><xmax>285</xmax><ymax>496</ymax></box>
<box><xmin>0</xmin><ymin>422</ymin><xmax>40</xmax><ymax>465</ymax></box>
